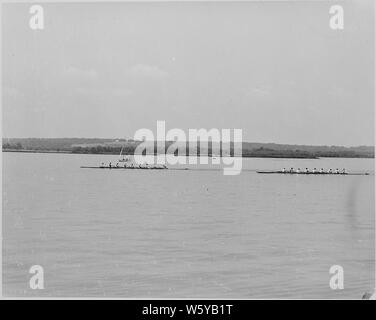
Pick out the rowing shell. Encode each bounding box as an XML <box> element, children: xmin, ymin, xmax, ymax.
<box><xmin>256</xmin><ymin>171</ymin><xmax>369</xmax><ymax>176</ymax></box>
<box><xmin>80</xmin><ymin>166</ymin><xmax>167</xmax><ymax>170</ymax></box>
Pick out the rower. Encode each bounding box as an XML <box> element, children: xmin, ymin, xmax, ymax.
<box><xmin>335</xmin><ymin>168</ymin><xmax>339</xmax><ymax>174</ymax></box>
<box><xmin>282</xmin><ymin>168</ymin><xmax>286</xmax><ymax>173</ymax></box>
<box><xmin>342</xmin><ymin>168</ymin><xmax>346</xmax><ymax>174</ymax></box>
<box><xmin>296</xmin><ymin>168</ymin><xmax>301</xmax><ymax>173</ymax></box>
<box><xmin>320</xmin><ymin>168</ymin><xmax>324</xmax><ymax>173</ymax></box>
<box><xmin>109</xmin><ymin>162</ymin><xmax>112</xmax><ymax>168</ymax></box>
<box><xmin>290</xmin><ymin>167</ymin><xmax>294</xmax><ymax>173</ymax></box>
<box><xmin>312</xmin><ymin>168</ymin><xmax>316</xmax><ymax>173</ymax></box>
<box><xmin>305</xmin><ymin>168</ymin><xmax>309</xmax><ymax>173</ymax></box>
<box><xmin>327</xmin><ymin>168</ymin><xmax>332</xmax><ymax>174</ymax></box>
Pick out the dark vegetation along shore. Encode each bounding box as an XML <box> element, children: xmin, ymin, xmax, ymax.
<box><xmin>2</xmin><ymin>138</ymin><xmax>375</xmax><ymax>158</ymax></box>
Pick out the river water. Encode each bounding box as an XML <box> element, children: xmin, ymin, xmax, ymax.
<box><xmin>2</xmin><ymin>152</ymin><xmax>374</xmax><ymax>298</ymax></box>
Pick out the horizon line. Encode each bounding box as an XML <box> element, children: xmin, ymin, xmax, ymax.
<box><xmin>2</xmin><ymin>137</ymin><xmax>374</xmax><ymax>149</ymax></box>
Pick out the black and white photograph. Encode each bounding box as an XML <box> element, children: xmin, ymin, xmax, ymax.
<box><xmin>1</xmin><ymin>0</ymin><xmax>375</xmax><ymax>303</ymax></box>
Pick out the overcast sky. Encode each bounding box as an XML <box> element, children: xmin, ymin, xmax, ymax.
<box><xmin>2</xmin><ymin>1</ymin><xmax>374</xmax><ymax>146</ymax></box>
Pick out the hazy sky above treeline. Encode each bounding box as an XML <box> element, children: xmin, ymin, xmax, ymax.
<box><xmin>2</xmin><ymin>1</ymin><xmax>374</xmax><ymax>146</ymax></box>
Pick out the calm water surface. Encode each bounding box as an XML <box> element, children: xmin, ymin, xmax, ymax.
<box><xmin>2</xmin><ymin>152</ymin><xmax>375</xmax><ymax>298</ymax></box>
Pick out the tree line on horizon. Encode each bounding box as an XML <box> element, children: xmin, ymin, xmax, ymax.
<box><xmin>2</xmin><ymin>138</ymin><xmax>374</xmax><ymax>158</ymax></box>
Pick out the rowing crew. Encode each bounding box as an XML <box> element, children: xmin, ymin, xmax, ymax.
<box><xmin>282</xmin><ymin>168</ymin><xmax>346</xmax><ymax>174</ymax></box>
<box><xmin>99</xmin><ymin>162</ymin><xmax>167</xmax><ymax>169</ymax></box>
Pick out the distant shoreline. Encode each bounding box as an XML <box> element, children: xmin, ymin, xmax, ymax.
<box><xmin>3</xmin><ymin>149</ymin><xmax>321</xmax><ymax>158</ymax></box>
<box><xmin>2</xmin><ymin>138</ymin><xmax>374</xmax><ymax>159</ymax></box>
<box><xmin>4</xmin><ymin>149</ymin><xmax>375</xmax><ymax>159</ymax></box>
